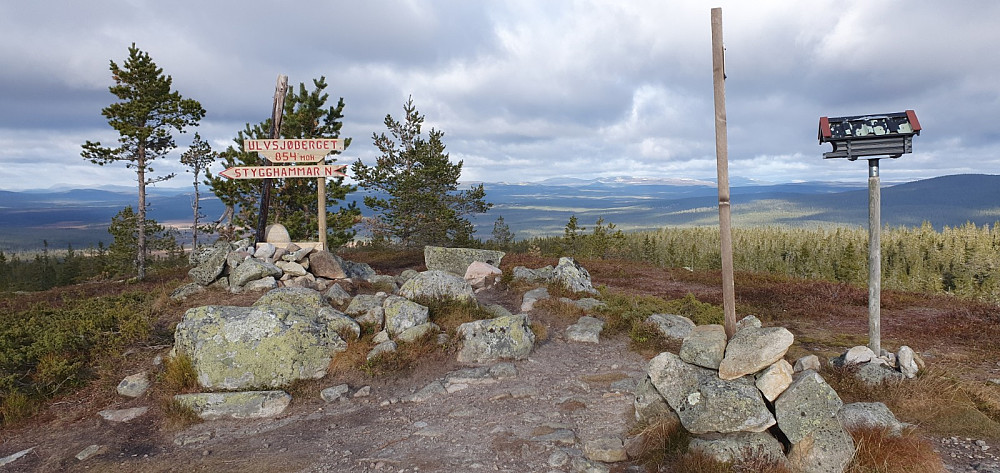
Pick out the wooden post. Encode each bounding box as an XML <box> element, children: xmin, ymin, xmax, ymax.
<box><xmin>255</xmin><ymin>74</ymin><xmax>288</xmax><ymax>244</ymax></box>
<box><xmin>867</xmin><ymin>159</ymin><xmax>881</xmax><ymax>354</ymax></box>
<box><xmin>317</xmin><ymin>172</ymin><xmax>327</xmax><ymax>251</ymax></box>
<box><xmin>712</xmin><ymin>8</ymin><xmax>738</xmax><ymax>339</ymax></box>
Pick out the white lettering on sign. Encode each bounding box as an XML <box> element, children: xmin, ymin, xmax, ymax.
<box><xmin>219</xmin><ymin>164</ymin><xmax>348</xmax><ymax>180</ymax></box>
<box><xmin>244</xmin><ymin>139</ymin><xmax>345</xmax><ymax>163</ymax></box>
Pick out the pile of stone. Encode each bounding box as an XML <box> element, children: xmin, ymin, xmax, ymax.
<box><xmin>175</xmin><ymin>232</ymin><xmax>381</xmax><ymax>301</ymax></box>
<box><xmin>512</xmin><ymin>256</ymin><xmax>600</xmax><ymax>295</ymax></box>
<box><xmin>633</xmin><ymin>315</ymin><xmax>910</xmax><ymax>472</ymax></box>
<box><xmin>159</xmin><ymin>245</ymin><xmax>546</xmax><ymax>421</ymax></box>
<box><xmin>830</xmin><ymin>344</ymin><xmax>923</xmax><ymax>386</ymax></box>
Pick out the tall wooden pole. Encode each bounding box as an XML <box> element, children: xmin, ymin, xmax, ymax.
<box><xmin>255</xmin><ymin>74</ymin><xmax>288</xmax><ymax>244</ymax></box>
<box><xmin>317</xmin><ymin>173</ymin><xmax>327</xmax><ymax>251</ymax></box>
<box><xmin>712</xmin><ymin>8</ymin><xmax>737</xmax><ymax>339</ymax></box>
<box><xmin>867</xmin><ymin>159</ymin><xmax>882</xmax><ymax>354</ymax></box>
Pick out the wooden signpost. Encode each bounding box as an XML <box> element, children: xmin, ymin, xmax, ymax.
<box><xmin>227</xmin><ymin>76</ymin><xmax>348</xmax><ymax>251</ymax></box>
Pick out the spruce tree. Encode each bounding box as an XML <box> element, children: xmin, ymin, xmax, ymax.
<box><xmin>352</xmin><ymin>97</ymin><xmax>491</xmax><ymax>247</ymax></box>
<box><xmin>81</xmin><ymin>44</ymin><xmax>205</xmax><ymax>279</ymax></box>
<box><xmin>207</xmin><ymin>77</ymin><xmax>359</xmax><ymax>246</ymax></box>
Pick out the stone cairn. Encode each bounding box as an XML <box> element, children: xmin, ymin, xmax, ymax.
<box><xmin>633</xmin><ymin>312</ymin><xmax>917</xmax><ymax>472</ymax></box>
<box><xmin>155</xmin><ymin>237</ymin><xmax>546</xmax><ymax>422</ymax></box>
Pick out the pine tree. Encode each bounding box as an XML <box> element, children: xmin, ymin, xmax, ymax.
<box><xmin>207</xmin><ymin>77</ymin><xmax>359</xmax><ymax>246</ymax></box>
<box><xmin>107</xmin><ymin>206</ymin><xmax>180</xmax><ymax>277</ymax></box>
<box><xmin>81</xmin><ymin>44</ymin><xmax>204</xmax><ymax>279</ymax></box>
<box><xmin>352</xmin><ymin>97</ymin><xmax>491</xmax><ymax>247</ymax></box>
<box><xmin>180</xmin><ymin>133</ymin><xmax>216</xmax><ymax>250</ymax></box>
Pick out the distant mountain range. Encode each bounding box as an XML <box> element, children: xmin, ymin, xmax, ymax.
<box><xmin>1</xmin><ymin>174</ymin><xmax>998</xmax><ymax>252</ymax></box>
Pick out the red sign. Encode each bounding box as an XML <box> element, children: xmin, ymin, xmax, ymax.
<box><xmin>219</xmin><ymin>164</ymin><xmax>347</xmax><ymax>180</ymax></box>
<box><xmin>244</xmin><ymin>139</ymin><xmax>345</xmax><ymax>163</ymax></box>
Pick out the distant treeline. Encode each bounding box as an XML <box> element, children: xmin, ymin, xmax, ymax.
<box><xmin>513</xmin><ymin>219</ymin><xmax>1000</xmax><ymax>303</ymax></box>
<box><xmin>0</xmin><ymin>242</ymin><xmax>185</xmax><ymax>292</ymax></box>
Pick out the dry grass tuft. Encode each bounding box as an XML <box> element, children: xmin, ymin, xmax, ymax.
<box><xmin>161</xmin><ymin>397</ymin><xmax>202</xmax><ymax>430</ymax></box>
<box><xmin>361</xmin><ymin>332</ymin><xmax>445</xmax><ymax>377</ymax></box>
<box><xmin>161</xmin><ymin>354</ymin><xmax>199</xmax><ymax>394</ymax></box>
<box><xmin>534</xmin><ymin>297</ymin><xmax>584</xmax><ymax>323</ymax></box>
<box><xmin>847</xmin><ymin>426</ymin><xmax>945</xmax><ymax>473</ymax></box>
<box><xmin>529</xmin><ymin>320</ymin><xmax>549</xmax><ymax>343</ymax></box>
<box><xmin>824</xmin><ymin>365</ymin><xmax>1000</xmax><ymax>439</ymax></box>
<box><xmin>628</xmin><ymin>415</ymin><xmax>689</xmax><ymax>469</ymax></box>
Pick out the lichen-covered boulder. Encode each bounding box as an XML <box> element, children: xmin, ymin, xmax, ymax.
<box><xmin>229</xmin><ymin>258</ymin><xmax>282</xmax><ymax>287</ymax></box>
<box><xmin>173</xmin><ymin>305</ymin><xmax>346</xmax><ymax>390</ymax></box>
<box><xmin>383</xmin><ymin>295</ymin><xmax>430</xmax><ymax>336</ymax></box>
<box><xmin>424</xmin><ymin>246</ymin><xmax>505</xmax><ymax>276</ymax></box>
<box><xmin>345</xmin><ymin>292</ymin><xmax>389</xmax><ymax>326</ymax></box>
<box><xmin>553</xmin><ymin>257</ymin><xmax>598</xmax><ymax>294</ymax></box>
<box><xmin>456</xmin><ymin>314</ymin><xmax>535</xmax><ymax>363</ymax></box>
<box><xmin>399</xmin><ymin>270</ymin><xmax>475</xmax><ymax>302</ymax></box>
<box><xmin>647</xmin><ymin>352</ymin><xmax>775</xmax><ymax>434</ymax></box>
<box><xmin>173</xmin><ymin>390</ymin><xmax>291</xmax><ymax>420</ymax></box>
<box><xmin>786</xmin><ymin>416</ymin><xmax>855</xmax><ymax>473</ymax></box>
<box><xmin>188</xmin><ymin>241</ymin><xmax>230</xmax><ymax>286</ymax></box>
<box><xmin>775</xmin><ymin>370</ymin><xmax>844</xmax><ymax>444</ymax></box>
<box><xmin>688</xmin><ymin>432</ymin><xmax>786</xmax><ymax>466</ymax></box>
<box><xmin>252</xmin><ymin>287</ymin><xmax>328</xmax><ymax>316</ymax></box>
<box><xmin>634</xmin><ymin>375</ymin><xmax>677</xmax><ymax>423</ymax></box>
<box><xmin>319</xmin><ymin>307</ymin><xmax>361</xmax><ymax>340</ymax></box>
<box><xmin>838</xmin><ymin>402</ymin><xmax>910</xmax><ymax>437</ymax></box>
<box><xmin>337</xmin><ymin>257</ymin><xmax>376</xmax><ymax>281</ymax></box>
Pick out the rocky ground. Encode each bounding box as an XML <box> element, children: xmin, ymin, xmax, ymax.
<box><xmin>2</xmin><ymin>287</ymin><xmax>649</xmax><ymax>473</ymax></box>
<box><xmin>2</xmin><ymin>254</ymin><xmax>1000</xmax><ymax>472</ymax></box>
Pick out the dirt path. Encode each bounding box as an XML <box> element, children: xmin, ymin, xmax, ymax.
<box><xmin>3</xmin><ymin>311</ymin><xmax>648</xmax><ymax>473</ymax></box>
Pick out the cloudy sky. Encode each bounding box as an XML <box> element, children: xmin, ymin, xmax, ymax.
<box><xmin>2</xmin><ymin>1</ymin><xmax>999</xmax><ymax>191</ymax></box>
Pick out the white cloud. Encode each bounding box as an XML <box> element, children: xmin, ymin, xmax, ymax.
<box><xmin>0</xmin><ymin>0</ymin><xmax>999</xmax><ymax>191</ymax></box>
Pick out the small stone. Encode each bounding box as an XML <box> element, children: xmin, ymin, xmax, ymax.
<box><xmin>75</xmin><ymin>445</ymin><xmax>105</xmax><ymax>461</ymax></box>
<box><xmin>548</xmin><ymin>449</ymin><xmax>570</xmax><ymax>467</ymax></box>
<box><xmin>321</xmin><ymin>384</ymin><xmax>350</xmax><ymax>402</ymax></box>
<box><xmin>793</xmin><ymin>355</ymin><xmax>821</xmax><ymax>373</ymax></box>
<box><xmin>98</xmin><ymin>407</ymin><xmax>149</xmax><ymax>423</ymax></box>
<box><xmin>116</xmin><ymin>372</ymin><xmax>150</xmax><ymax>398</ymax></box>
<box><xmin>583</xmin><ymin>437</ymin><xmax>627</xmax><ymax>463</ymax></box>
<box><xmin>353</xmin><ymin>386</ymin><xmax>371</xmax><ymax>398</ymax></box>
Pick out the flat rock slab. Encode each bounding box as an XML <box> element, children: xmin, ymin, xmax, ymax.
<box><xmin>173</xmin><ymin>391</ymin><xmax>291</xmax><ymax>420</ymax></box>
<box><xmin>98</xmin><ymin>407</ymin><xmax>149</xmax><ymax>423</ymax></box>
<box><xmin>424</xmin><ymin>246</ymin><xmax>505</xmax><ymax>276</ymax></box>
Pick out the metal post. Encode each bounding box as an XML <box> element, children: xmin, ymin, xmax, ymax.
<box><xmin>867</xmin><ymin>158</ymin><xmax>881</xmax><ymax>354</ymax></box>
<box><xmin>711</xmin><ymin>7</ymin><xmax>737</xmax><ymax>339</ymax></box>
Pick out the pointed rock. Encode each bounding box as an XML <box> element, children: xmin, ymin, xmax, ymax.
<box><xmin>679</xmin><ymin>324</ymin><xmax>727</xmax><ymax>369</ymax></box>
<box><xmin>718</xmin><ymin>326</ymin><xmax>794</xmax><ymax>380</ymax></box>
<box><xmin>755</xmin><ymin>359</ymin><xmax>794</xmax><ymax>402</ymax></box>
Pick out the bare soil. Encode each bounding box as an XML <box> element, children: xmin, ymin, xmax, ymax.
<box><xmin>2</xmin><ymin>255</ymin><xmax>999</xmax><ymax>472</ymax></box>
